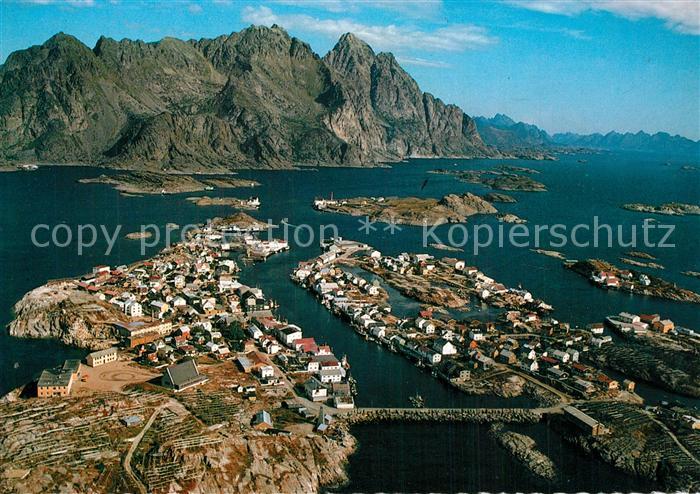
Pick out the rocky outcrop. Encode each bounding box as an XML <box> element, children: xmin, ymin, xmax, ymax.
<box><xmin>7</xmin><ymin>282</ymin><xmax>124</xmax><ymax>350</ymax></box>
<box><xmin>490</xmin><ymin>424</ymin><xmax>556</xmax><ymax>480</ymax></box>
<box><xmin>438</xmin><ymin>192</ymin><xmax>498</xmax><ymax>218</ymax></box>
<box><xmin>0</xmin><ymin>26</ymin><xmax>493</xmax><ymax>170</ymax></box>
<box><xmin>193</xmin><ymin>428</ymin><xmax>355</xmax><ymax>493</ymax></box>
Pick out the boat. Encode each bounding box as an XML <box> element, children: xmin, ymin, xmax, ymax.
<box><xmin>409</xmin><ymin>394</ymin><xmax>424</xmax><ymax>408</ymax></box>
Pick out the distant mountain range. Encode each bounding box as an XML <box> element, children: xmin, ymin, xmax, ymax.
<box><xmin>475</xmin><ymin>114</ymin><xmax>700</xmax><ymax>156</ymax></box>
<box><xmin>0</xmin><ymin>26</ymin><xmax>491</xmax><ymax>171</ymax></box>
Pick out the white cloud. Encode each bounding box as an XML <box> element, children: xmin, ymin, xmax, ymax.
<box><xmin>21</xmin><ymin>0</ymin><xmax>95</xmax><ymax>5</ymax></box>
<box><xmin>508</xmin><ymin>0</ymin><xmax>700</xmax><ymax>35</ymax></box>
<box><xmin>395</xmin><ymin>56</ymin><xmax>452</xmax><ymax>68</ymax></box>
<box><xmin>241</xmin><ymin>6</ymin><xmax>497</xmax><ymax>52</ymax></box>
<box><xmin>188</xmin><ymin>3</ymin><xmax>203</xmax><ymax>13</ymax></box>
<box><xmin>274</xmin><ymin>0</ymin><xmax>444</xmax><ymax>19</ymax></box>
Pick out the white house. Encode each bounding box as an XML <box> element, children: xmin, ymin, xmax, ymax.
<box><xmin>248</xmin><ymin>325</ymin><xmax>263</xmax><ymax>340</ymax></box>
<box><xmin>124</xmin><ymin>300</ymin><xmax>143</xmax><ymax>318</ymax></box>
<box><xmin>278</xmin><ymin>325</ymin><xmax>303</xmax><ymax>347</ymax></box>
<box><xmin>469</xmin><ymin>330</ymin><xmax>485</xmax><ymax>341</ymax></box>
<box><xmin>304</xmin><ymin>378</ymin><xmax>328</xmax><ymax>402</ymax></box>
<box><xmin>618</xmin><ymin>312</ymin><xmax>640</xmax><ymax>324</ymax></box>
<box><xmin>258</xmin><ymin>365</ymin><xmax>274</xmax><ymax>379</ymax></box>
<box><xmin>521</xmin><ymin>359</ymin><xmax>539</xmax><ymax>373</ymax></box>
<box><xmin>433</xmin><ymin>338</ymin><xmax>457</xmax><ymax>356</ymax></box>
<box><xmin>319</xmin><ymin>368</ymin><xmax>344</xmax><ymax>384</ymax></box>
<box><xmin>416</xmin><ymin>318</ymin><xmax>435</xmax><ymax>334</ymax></box>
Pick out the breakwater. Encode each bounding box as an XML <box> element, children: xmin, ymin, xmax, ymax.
<box><xmin>339</xmin><ymin>407</ymin><xmax>544</xmax><ymax>424</ymax></box>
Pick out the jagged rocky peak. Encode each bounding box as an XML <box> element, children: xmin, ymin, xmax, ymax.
<box><xmin>324</xmin><ymin>32</ymin><xmax>376</xmax><ymax>79</ymax></box>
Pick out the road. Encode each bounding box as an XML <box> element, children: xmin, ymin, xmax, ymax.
<box><xmin>123</xmin><ymin>404</ymin><xmax>165</xmax><ymax>494</ymax></box>
<box><xmin>505</xmin><ymin>366</ymin><xmax>573</xmax><ymax>403</ymax></box>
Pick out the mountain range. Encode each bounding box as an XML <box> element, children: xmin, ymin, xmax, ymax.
<box><xmin>0</xmin><ymin>26</ymin><xmax>492</xmax><ymax>171</ymax></box>
<box><xmin>475</xmin><ymin>114</ymin><xmax>700</xmax><ymax>156</ymax></box>
<box><xmin>1</xmin><ymin>26</ymin><xmax>697</xmax><ymax>171</ymax></box>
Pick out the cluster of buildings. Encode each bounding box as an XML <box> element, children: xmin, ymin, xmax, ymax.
<box><xmin>592</xmin><ymin>269</ymin><xmax>651</xmax><ymax>291</ymax></box>
<box><xmin>72</xmin><ymin>220</ymin><xmax>290</xmax><ymax>364</ymax></box>
<box><xmin>240</xmin><ymin>313</ymin><xmax>356</xmax><ymax>409</ymax></box>
<box><xmin>35</xmin><ymin>219</ymin><xmax>358</xmax><ymax>414</ymax></box>
<box><xmin>293</xmin><ymin>244</ymin><xmax>640</xmax><ymax>402</ymax></box>
<box><xmin>606</xmin><ymin>311</ymin><xmax>696</xmax><ymax>338</ymax></box>
<box><xmin>36</xmin><ymin>219</ymin><xmax>293</xmax><ymax>397</ymax></box>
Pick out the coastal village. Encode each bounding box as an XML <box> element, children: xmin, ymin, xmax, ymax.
<box><xmin>1</xmin><ymin>215</ymin><xmax>368</xmax><ymax>492</ymax></box>
<box><xmin>292</xmin><ymin>239</ymin><xmax>641</xmax><ymax>403</ymax></box>
<box><xmin>2</xmin><ymin>224</ymin><xmax>699</xmax><ymax>491</ymax></box>
<box><xmin>33</xmin><ymin>214</ymin><xmax>356</xmax><ymax>412</ymax></box>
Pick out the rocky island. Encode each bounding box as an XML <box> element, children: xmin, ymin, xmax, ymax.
<box><xmin>531</xmin><ymin>248</ymin><xmax>565</xmax><ymax>260</ymax></box>
<box><xmin>497</xmin><ymin>213</ymin><xmax>527</xmax><ymax>224</ymax></box>
<box><xmin>622</xmin><ymin>202</ymin><xmax>700</xmax><ymax>216</ymax></box>
<box><xmin>431</xmin><ymin>169</ymin><xmax>547</xmax><ymax>192</ymax></box>
<box><xmin>186</xmin><ymin>196</ymin><xmax>260</xmax><ymax>209</ymax></box>
<box><xmin>313</xmin><ymin>193</ymin><xmax>497</xmax><ymax>226</ymax></box>
<box><xmin>125</xmin><ymin>231</ymin><xmax>153</xmax><ymax>240</ymax></box>
<box><xmin>566</xmin><ymin>258</ymin><xmax>700</xmax><ymax>303</ymax></box>
<box><xmin>626</xmin><ymin>251</ymin><xmax>657</xmax><ymax>260</ymax></box>
<box><xmin>79</xmin><ymin>172</ymin><xmax>260</xmax><ymax>195</ymax></box>
<box><xmin>620</xmin><ymin>257</ymin><xmax>665</xmax><ymax>270</ymax></box>
<box><xmin>484</xmin><ymin>192</ymin><xmax>517</xmax><ymax>203</ymax></box>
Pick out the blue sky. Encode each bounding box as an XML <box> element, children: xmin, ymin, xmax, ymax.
<box><xmin>2</xmin><ymin>0</ymin><xmax>699</xmax><ymax>139</ymax></box>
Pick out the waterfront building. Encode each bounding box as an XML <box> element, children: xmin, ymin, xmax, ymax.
<box><xmin>433</xmin><ymin>338</ymin><xmax>457</xmax><ymax>355</ymax></box>
<box><xmin>564</xmin><ymin>406</ymin><xmax>610</xmax><ymax>436</ymax></box>
<box><xmin>278</xmin><ymin>325</ymin><xmax>303</xmax><ymax>347</ymax></box>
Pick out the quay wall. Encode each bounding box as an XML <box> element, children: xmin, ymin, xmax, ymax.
<box><xmin>340</xmin><ymin>407</ymin><xmax>543</xmax><ymax>424</ymax></box>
